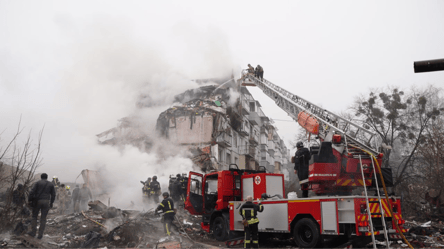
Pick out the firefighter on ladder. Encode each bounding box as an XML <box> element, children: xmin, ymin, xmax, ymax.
<box><xmin>239</xmin><ymin>196</ymin><xmax>264</xmax><ymax>248</ymax></box>
<box><xmin>155</xmin><ymin>192</ymin><xmax>175</xmax><ymax>236</ymax></box>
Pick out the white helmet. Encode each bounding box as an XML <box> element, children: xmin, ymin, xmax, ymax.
<box><xmin>53</xmin><ymin>176</ymin><xmax>58</xmax><ymax>179</ymax></box>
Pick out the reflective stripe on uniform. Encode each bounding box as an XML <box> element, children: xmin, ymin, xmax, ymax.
<box><xmin>160</xmin><ymin>203</ymin><xmax>164</xmax><ymax>207</ymax></box>
<box><xmin>165</xmin><ymin>210</ymin><xmax>175</xmax><ymax>213</ymax></box>
<box><xmin>253</xmin><ymin>240</ymin><xmax>258</xmax><ymax>244</ymax></box>
<box><xmin>248</xmin><ymin>218</ymin><xmax>259</xmax><ymax>224</ymax></box>
<box><xmin>168</xmin><ymin>200</ymin><xmax>172</xmax><ymax>209</ymax></box>
<box><xmin>166</xmin><ymin>223</ymin><xmax>170</xmax><ymax>236</ymax></box>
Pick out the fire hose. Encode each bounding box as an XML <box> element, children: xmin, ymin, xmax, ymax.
<box><xmin>82</xmin><ymin>210</ymin><xmax>108</xmax><ymax>229</ymax></box>
<box><xmin>352</xmin><ymin>145</ymin><xmax>413</xmax><ymax>249</ymax></box>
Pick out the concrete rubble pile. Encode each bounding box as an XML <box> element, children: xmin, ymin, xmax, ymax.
<box><xmin>1</xmin><ymin>200</ymin><xmax>218</xmax><ymax>248</ymax></box>
<box><xmin>363</xmin><ymin>220</ymin><xmax>444</xmax><ymax>248</ymax></box>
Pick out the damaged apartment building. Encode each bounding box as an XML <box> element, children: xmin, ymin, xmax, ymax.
<box><xmin>97</xmin><ymin>78</ymin><xmax>291</xmax><ymax>176</ymax></box>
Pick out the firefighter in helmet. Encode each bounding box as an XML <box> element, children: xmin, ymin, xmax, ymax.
<box><xmin>149</xmin><ymin>176</ymin><xmax>161</xmax><ymax>204</ymax></box>
<box><xmin>247</xmin><ymin>64</ymin><xmax>255</xmax><ymax>74</ymax></box>
<box><xmin>52</xmin><ymin>176</ymin><xmax>61</xmax><ymax>190</ymax></box>
<box><xmin>239</xmin><ymin>196</ymin><xmax>264</xmax><ymax>248</ymax></box>
<box><xmin>294</xmin><ymin>141</ymin><xmax>311</xmax><ymax>198</ymax></box>
<box><xmin>155</xmin><ymin>192</ymin><xmax>175</xmax><ymax>236</ymax></box>
<box><xmin>171</xmin><ymin>174</ymin><xmax>183</xmax><ymax>203</ymax></box>
<box><xmin>140</xmin><ymin>177</ymin><xmax>151</xmax><ymax>196</ymax></box>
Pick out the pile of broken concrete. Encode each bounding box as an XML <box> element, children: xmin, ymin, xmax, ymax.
<box><xmin>1</xmin><ymin>200</ymin><xmax>215</xmax><ymax>248</ymax></box>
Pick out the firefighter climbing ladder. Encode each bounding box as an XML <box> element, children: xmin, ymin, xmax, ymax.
<box><xmin>359</xmin><ymin>155</ymin><xmax>390</xmax><ymax>249</ymax></box>
<box><xmin>240</xmin><ymin>71</ymin><xmax>379</xmax><ymax>155</ymax></box>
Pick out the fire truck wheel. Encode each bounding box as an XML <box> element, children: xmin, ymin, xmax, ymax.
<box><xmin>293</xmin><ymin>218</ymin><xmax>321</xmax><ymax>248</ymax></box>
<box><xmin>213</xmin><ymin>216</ymin><xmax>229</xmax><ymax>241</ymax></box>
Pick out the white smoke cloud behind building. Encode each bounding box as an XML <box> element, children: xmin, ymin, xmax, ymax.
<box><xmin>0</xmin><ymin>2</ymin><xmax>239</xmax><ymax>208</ymax></box>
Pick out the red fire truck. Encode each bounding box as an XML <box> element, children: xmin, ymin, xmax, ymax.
<box><xmin>185</xmin><ymin>164</ymin><xmax>406</xmax><ymax>248</ymax></box>
<box><xmin>184</xmin><ymin>72</ymin><xmax>408</xmax><ymax>248</ymax></box>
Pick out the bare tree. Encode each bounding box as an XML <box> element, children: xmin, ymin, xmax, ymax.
<box><xmin>394</xmin><ymin>86</ymin><xmax>443</xmax><ymax>187</ymax></box>
<box><xmin>351</xmin><ymin>85</ymin><xmax>443</xmax><ymax>188</ymax></box>
<box><xmin>0</xmin><ymin>118</ymin><xmax>44</xmax><ymax>232</ymax></box>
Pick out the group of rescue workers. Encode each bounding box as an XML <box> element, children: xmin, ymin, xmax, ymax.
<box><xmin>247</xmin><ymin>64</ymin><xmax>264</xmax><ymax>80</ymax></box>
<box><xmin>140</xmin><ymin>175</ymin><xmax>162</xmax><ymax>203</ymax></box>
<box><xmin>7</xmin><ymin>174</ymin><xmax>94</xmax><ymax>239</ymax></box>
<box><xmin>51</xmin><ymin>176</ymin><xmax>93</xmax><ymax>214</ymax></box>
<box><xmin>138</xmin><ymin>174</ymin><xmax>187</xmax><ymax>236</ymax></box>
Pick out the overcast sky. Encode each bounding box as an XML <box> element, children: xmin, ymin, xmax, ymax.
<box><xmin>1</xmin><ymin>0</ymin><xmax>444</xmax><ymax>185</ymax></box>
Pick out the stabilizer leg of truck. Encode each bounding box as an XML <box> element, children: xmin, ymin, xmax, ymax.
<box><xmin>225</xmin><ymin>237</ymin><xmax>244</xmax><ymax>248</ymax></box>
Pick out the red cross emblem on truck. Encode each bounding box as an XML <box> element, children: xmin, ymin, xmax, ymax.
<box><xmin>255</xmin><ymin>176</ymin><xmax>261</xmax><ymax>185</ymax></box>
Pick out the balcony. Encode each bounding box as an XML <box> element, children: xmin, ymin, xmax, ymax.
<box><xmin>274</xmin><ymin>150</ymin><xmax>282</xmax><ymax>163</ymax></box>
<box><xmin>239</xmin><ymin>124</ymin><xmax>250</xmax><ymax>137</ymax></box>
<box><xmin>254</xmin><ymin>147</ymin><xmax>261</xmax><ymax>162</ymax></box>
<box><xmin>260</xmin><ymin>126</ymin><xmax>268</xmax><ymax>135</ymax></box>
<box><xmin>268</xmin><ymin>140</ymin><xmax>275</xmax><ymax>152</ymax></box>
<box><xmin>249</xmin><ymin>147</ymin><xmax>256</xmax><ymax>158</ymax></box>
<box><xmin>216</xmin><ymin>132</ymin><xmax>231</xmax><ymax>147</ymax></box>
<box><xmin>248</xmin><ymin>111</ymin><xmax>260</xmax><ymax>125</ymax></box>
<box><xmin>260</xmin><ymin>151</ymin><xmax>270</xmax><ymax>163</ymax></box>
<box><xmin>260</xmin><ymin>144</ymin><xmax>268</xmax><ymax>152</ymax></box>
<box><xmin>239</xmin><ymin>147</ymin><xmax>254</xmax><ymax>157</ymax></box>
<box><xmin>249</xmin><ymin>132</ymin><xmax>259</xmax><ymax>146</ymax></box>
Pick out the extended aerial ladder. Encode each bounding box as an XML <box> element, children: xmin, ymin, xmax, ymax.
<box><xmin>240</xmin><ymin>71</ymin><xmax>379</xmax><ymax>155</ymax></box>
<box><xmin>239</xmin><ymin>71</ymin><xmax>411</xmax><ymax>248</ymax></box>
<box><xmin>240</xmin><ymin>71</ymin><xmax>383</xmax><ymax>194</ymax></box>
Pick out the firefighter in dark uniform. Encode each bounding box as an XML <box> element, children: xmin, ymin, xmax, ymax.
<box><xmin>239</xmin><ymin>196</ymin><xmax>264</xmax><ymax>248</ymax></box>
<box><xmin>255</xmin><ymin>65</ymin><xmax>264</xmax><ymax>80</ymax></box>
<box><xmin>179</xmin><ymin>175</ymin><xmax>187</xmax><ymax>201</ymax></box>
<box><xmin>149</xmin><ymin>176</ymin><xmax>161</xmax><ymax>203</ymax></box>
<box><xmin>140</xmin><ymin>177</ymin><xmax>151</xmax><ymax>199</ymax></box>
<box><xmin>294</xmin><ymin>141</ymin><xmax>311</xmax><ymax>198</ymax></box>
<box><xmin>155</xmin><ymin>192</ymin><xmax>175</xmax><ymax>236</ymax></box>
<box><xmin>170</xmin><ymin>174</ymin><xmax>182</xmax><ymax>203</ymax></box>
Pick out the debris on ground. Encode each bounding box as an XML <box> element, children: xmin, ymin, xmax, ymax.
<box><xmin>8</xmin><ymin>200</ymin><xmax>444</xmax><ymax>248</ymax></box>
<box><xmin>0</xmin><ymin>200</ymin><xmax>222</xmax><ymax>248</ymax></box>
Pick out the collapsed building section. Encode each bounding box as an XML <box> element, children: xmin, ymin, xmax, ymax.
<box><xmin>96</xmin><ymin>78</ymin><xmax>292</xmax><ymax>176</ymax></box>
<box><xmin>156</xmin><ymin>83</ymin><xmax>291</xmax><ymax>175</ymax></box>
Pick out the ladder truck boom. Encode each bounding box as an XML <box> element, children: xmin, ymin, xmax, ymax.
<box><xmin>240</xmin><ymin>70</ymin><xmax>379</xmax><ymax>155</ymax></box>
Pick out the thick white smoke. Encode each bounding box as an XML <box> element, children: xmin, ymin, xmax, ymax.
<box><xmin>0</xmin><ymin>13</ymin><xmax>238</xmax><ymax>210</ymax></box>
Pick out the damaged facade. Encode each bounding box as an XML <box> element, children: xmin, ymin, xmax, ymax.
<box><xmin>96</xmin><ymin>78</ymin><xmax>291</xmax><ymax>176</ymax></box>
<box><xmin>155</xmin><ymin>82</ymin><xmax>291</xmax><ymax>175</ymax></box>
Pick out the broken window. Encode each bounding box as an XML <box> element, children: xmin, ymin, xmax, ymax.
<box><xmin>249</xmin><ymin>102</ymin><xmax>255</xmax><ymax>112</ymax></box>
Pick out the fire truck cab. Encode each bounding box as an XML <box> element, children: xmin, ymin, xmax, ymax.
<box><xmin>185</xmin><ymin>165</ymin><xmax>284</xmax><ymax>241</ymax></box>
